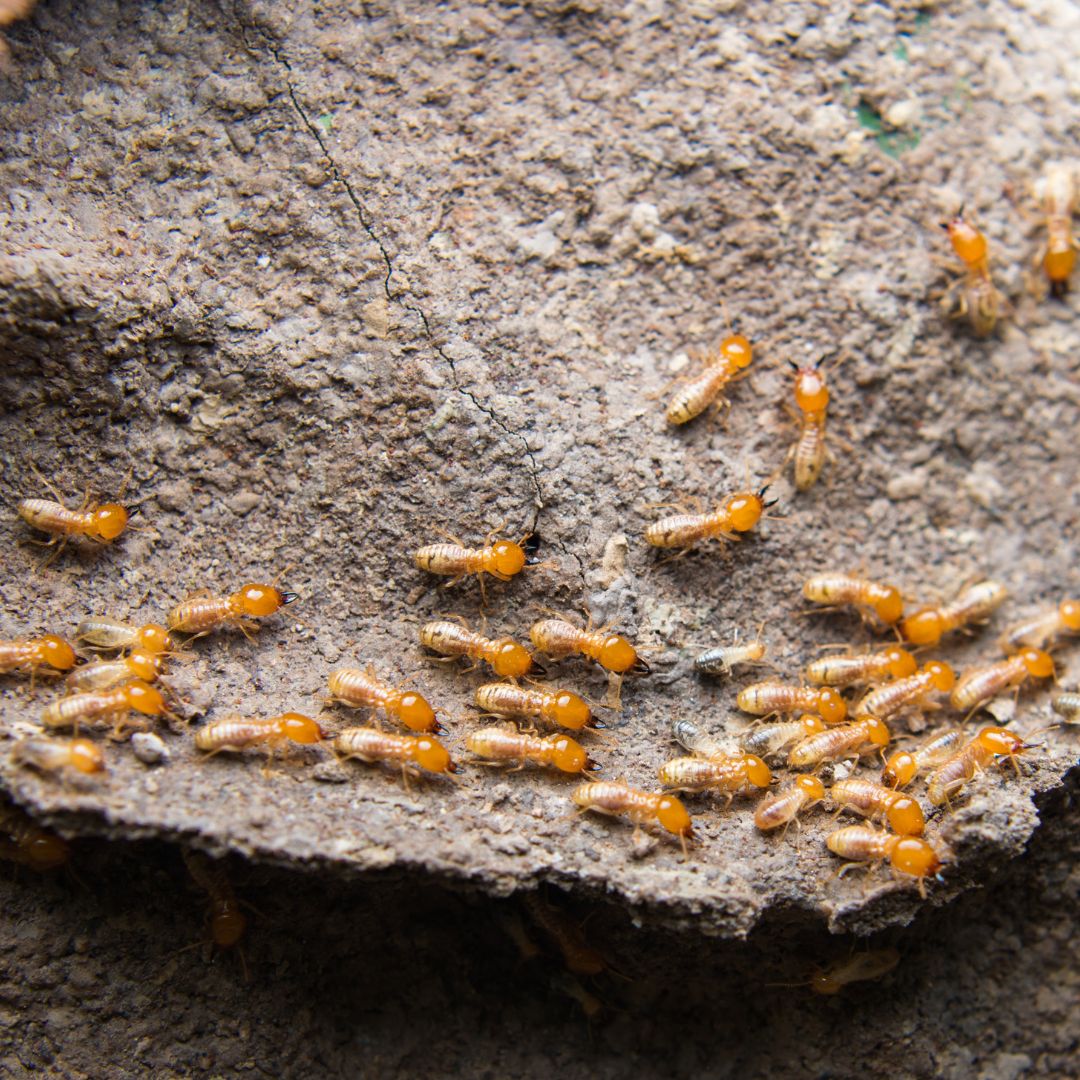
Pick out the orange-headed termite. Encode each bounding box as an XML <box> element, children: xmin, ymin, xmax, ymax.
<box><xmin>475</xmin><ymin>682</ymin><xmax>595</xmax><ymax>732</ymax></box>
<box><xmin>737</xmin><ymin>682</ymin><xmax>847</xmax><ymax>724</ymax></box>
<box><xmin>658</xmin><ymin>753</ymin><xmax>772</xmax><ymax>802</ymax></box>
<box><xmin>826</xmin><ymin>825</ymin><xmax>943</xmax><ymax>895</ymax></box>
<box><xmin>529</xmin><ymin>617</ymin><xmax>649</xmax><ymax>676</ymax></box>
<box><xmin>414</xmin><ymin>529</ymin><xmax>539</xmax><ymax>585</ymax></box>
<box><xmin>810</xmin><ymin>949</ymin><xmax>901</xmax><ymax>994</ymax></box>
<box><xmin>1052</xmin><ymin>692</ymin><xmax>1080</xmax><ymax>724</ymax></box>
<box><xmin>1033</xmin><ymin>162</ymin><xmax>1078</xmax><ymax>295</ymax></box>
<box><xmin>194</xmin><ymin>713</ymin><xmax>326</xmax><ymax>758</ymax></box>
<box><xmin>644</xmin><ymin>488</ymin><xmax>772</xmax><ymax>551</ymax></box>
<box><xmin>167</xmin><ymin>581</ymin><xmax>299</xmax><ymax>638</ymax></box>
<box><xmin>571</xmin><ymin>780</ymin><xmax>694</xmax><ymax>852</ymax></box>
<box><xmin>41</xmin><ymin>679</ymin><xmax>168</xmax><ymax>738</ymax></box>
<box><xmin>881</xmin><ymin>728</ymin><xmax>964</xmax><ymax>788</ymax></box>
<box><xmin>0</xmin><ymin>802</ymin><xmax>71</xmax><ymax>871</ymax></box>
<box><xmin>0</xmin><ymin>634</ymin><xmax>77</xmax><ymax>677</ymax></box>
<box><xmin>854</xmin><ymin>661</ymin><xmax>956</xmax><ymax>721</ymax></box>
<box><xmin>788</xmin><ymin>717</ymin><xmax>890</xmax><ymax>769</ymax></box>
<box><xmin>522</xmin><ymin>893</ymin><xmax>607</xmax><ymax>976</ymax></box>
<box><xmin>802</xmin><ymin>572</ymin><xmax>904</xmax><ymax>625</ymax></box>
<box><xmin>420</xmin><ymin>620</ymin><xmax>535</xmax><ymax>678</ymax></box>
<box><xmin>829</xmin><ymin>778</ymin><xmax>926</xmax><ymax>836</ymax></box>
<box><xmin>334</xmin><ymin>727</ymin><xmax>456</xmax><ymax>781</ymax></box>
<box><xmin>784</xmin><ymin>358</ymin><xmax>842</xmax><ymax>491</ymax></box>
<box><xmin>926</xmin><ymin>726</ymin><xmax>1035</xmax><ymax>806</ymax></box>
<box><xmin>466</xmin><ymin>727</ymin><xmax>598</xmax><ymax>774</ymax></box>
<box><xmin>18</xmin><ymin>493</ymin><xmax>131</xmax><ymax>545</ymax></box>
<box><xmin>901</xmin><ymin>580</ymin><xmax>1008</xmax><ymax>646</ymax></box>
<box><xmin>66</xmin><ymin>648</ymin><xmax>164</xmax><ymax>692</ymax></box>
<box><xmin>182</xmin><ymin>849</ymin><xmax>247</xmax><ymax>949</ymax></box>
<box><xmin>740</xmin><ymin>715</ymin><xmax>826</xmax><ymax>760</ymax></box>
<box><xmin>753</xmin><ymin>775</ymin><xmax>827</xmax><ymax>833</ymax></box>
<box><xmin>805</xmin><ymin>646</ymin><xmax>917</xmax><ymax>688</ymax></box>
<box><xmin>665</xmin><ymin>332</ymin><xmax>754</xmax><ymax>425</ymax></box>
<box><xmin>998</xmin><ymin>599</ymin><xmax>1080</xmax><ymax>653</ymax></box>
<box><xmin>328</xmin><ymin>668</ymin><xmax>442</xmax><ymax>733</ymax></box>
<box><xmin>75</xmin><ymin>619</ymin><xmax>176</xmax><ymax>655</ymax></box>
<box><xmin>12</xmin><ymin>736</ymin><xmax>106</xmax><ymax>778</ymax></box>
<box><xmin>940</xmin><ymin>210</ymin><xmax>1003</xmax><ymax>337</ymax></box>
<box><xmin>950</xmin><ymin>647</ymin><xmax>1054</xmax><ymax>714</ymax></box>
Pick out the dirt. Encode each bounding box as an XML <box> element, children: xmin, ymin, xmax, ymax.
<box><xmin>0</xmin><ymin>0</ymin><xmax>1078</xmax><ymax>1074</ymax></box>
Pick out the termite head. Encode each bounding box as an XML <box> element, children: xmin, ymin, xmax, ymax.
<box><xmin>792</xmin><ymin>364</ymin><xmax>829</xmax><ymax>413</ymax></box>
<box><xmin>70</xmin><ymin>738</ymin><xmax>106</xmax><ymax>774</ymax></box>
<box><xmin>796</xmin><ymin>775</ymin><xmax>827</xmax><ymax>801</ymax></box>
<box><xmin>550</xmin><ymin>736</ymin><xmax>596</xmax><ymax>774</ymax></box>
<box><xmin>656</xmin><ymin>795</ymin><xmax>694</xmax><ymax>839</ymax></box>
<box><xmin>941</xmin><ymin>209</ymin><xmax>987</xmax><ymax>264</ymax></box>
<box><xmin>491</xmin><ymin>640</ymin><xmax>534</xmax><ymax>679</ymax></box>
<box><xmin>598</xmin><ymin>635</ymin><xmax>645</xmax><ymax>675</ymax></box>
<box><xmin>1017</xmin><ymin>647</ymin><xmax>1054</xmax><ymax>679</ymax></box>
<box><xmin>924</xmin><ymin>661</ymin><xmax>955</xmax><ymax>692</ymax></box>
<box><xmin>885</xmin><ymin>796</ymin><xmax>925</xmax><ymax>837</ymax></box>
<box><xmin>123</xmin><ymin>680</ymin><xmax>166</xmax><ymax>716</ymax></box>
<box><xmin>413</xmin><ymin>737</ymin><xmax>454</xmax><ymax>774</ymax></box>
<box><xmin>976</xmin><ymin>726</ymin><xmax>1028</xmax><ymax>759</ymax></box>
<box><xmin>92</xmin><ymin>504</ymin><xmax>130</xmax><ymax>541</ymax></box>
<box><xmin>882</xmin><ymin>646</ymin><xmax>917</xmax><ymax>679</ymax></box>
<box><xmin>136</xmin><ymin>624</ymin><xmax>174</xmax><ymax>654</ymax></box>
<box><xmin>397</xmin><ymin>692</ymin><xmax>441</xmax><ymax>733</ymax></box>
<box><xmin>126</xmin><ymin>649</ymin><xmax>163</xmax><ymax>682</ymax></box>
<box><xmin>901</xmin><ymin>607</ymin><xmax>944</xmax><ymax>646</ymax></box>
<box><xmin>36</xmin><ymin>635</ymin><xmax>77</xmax><ymax>671</ymax></box>
<box><xmin>489</xmin><ymin>540</ymin><xmax>528</xmax><ymax>578</ymax></box>
<box><xmin>1060</xmin><ymin>599</ymin><xmax>1080</xmax><ymax>631</ymax></box>
<box><xmin>873</xmin><ymin>589</ymin><xmax>905</xmax><ymax>626</ymax></box>
<box><xmin>816</xmin><ymin>688</ymin><xmax>847</xmax><ymax>724</ymax></box>
<box><xmin>882</xmin><ymin>750</ymin><xmax>916</xmax><ymax>788</ymax></box>
<box><xmin>719</xmin><ymin>333</ymin><xmax>753</xmax><ymax>369</ymax></box>
<box><xmin>552</xmin><ymin>690</ymin><xmax>592</xmax><ymax>731</ymax></box>
<box><xmin>889</xmin><ymin>837</ymin><xmax>942</xmax><ymax>880</ymax></box>
<box><xmin>861</xmin><ymin>717</ymin><xmax>891</xmax><ymax>748</ymax></box>
<box><xmin>275</xmin><ymin>712</ymin><xmax>326</xmax><ymax>745</ymax></box>
<box><xmin>210</xmin><ymin>902</ymin><xmax>247</xmax><ymax>949</ymax></box>
<box><xmin>236</xmin><ymin>583</ymin><xmax>296</xmax><ymax>617</ymax></box>
<box><xmin>23</xmin><ymin>832</ymin><xmax>71</xmax><ymax>872</ymax></box>
<box><xmin>725</xmin><ymin>491</ymin><xmax>765</xmax><ymax>532</ymax></box>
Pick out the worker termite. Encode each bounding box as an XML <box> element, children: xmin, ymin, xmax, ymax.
<box><xmin>998</xmin><ymin>599</ymin><xmax>1080</xmax><ymax>653</ymax></box>
<box><xmin>926</xmin><ymin>726</ymin><xmax>1035</xmax><ymax>806</ymax></box>
<box><xmin>881</xmin><ymin>728</ymin><xmax>964</xmax><ymax>788</ymax></box>
<box><xmin>466</xmin><ymin>726</ymin><xmax>599</xmax><ymax>774</ymax></box>
<box><xmin>854</xmin><ymin>661</ymin><xmax>956</xmax><ymax>722</ymax></box>
<box><xmin>671</xmin><ymin>717</ymin><xmax>728</xmax><ymax>758</ymax></box>
<box><xmin>829</xmin><ymin>779</ymin><xmax>926</xmax><ymax>836</ymax></box>
<box><xmin>166</xmin><ymin>581</ymin><xmax>299</xmax><ymax>639</ymax></box>
<box><xmin>1051</xmin><ymin>692</ymin><xmax>1080</xmax><ymax>724</ymax></box>
<box><xmin>950</xmin><ymin>647</ymin><xmax>1054</xmax><ymax>714</ymax></box>
<box><xmin>737</xmin><ymin>682</ymin><xmax>847</xmax><ymax>724</ymax></box>
<box><xmin>694</xmin><ymin>626</ymin><xmax>769</xmax><ymax>677</ymax></box>
<box><xmin>643</xmin><ymin>487</ymin><xmax>772</xmax><ymax>552</ymax></box>
<box><xmin>665</xmin><ymin>330</ymin><xmax>754</xmax><ymax>425</ymax></box>
<box><xmin>0</xmin><ymin>802</ymin><xmax>71</xmax><ymax>871</ymax></box>
<box><xmin>0</xmin><ymin>634</ymin><xmax>77</xmax><ymax>677</ymax></box>
<box><xmin>939</xmin><ymin>209</ymin><xmax>1003</xmax><ymax>337</ymax></box>
<box><xmin>12</xmin><ymin>736</ymin><xmax>106</xmax><ymax>778</ymax></box>
<box><xmin>420</xmin><ymin>620</ymin><xmax>536</xmax><ymax>678</ymax></box>
<box><xmin>809</xmin><ymin>949</ymin><xmax>901</xmax><ymax>995</ymax></box>
<box><xmin>788</xmin><ymin>717</ymin><xmax>890</xmax><ymax>769</ymax></box>
<box><xmin>802</xmin><ymin>572</ymin><xmax>904</xmax><ymax>626</ymax></box>
<box><xmin>334</xmin><ymin>727</ymin><xmax>456</xmax><ymax>782</ymax></box>
<box><xmin>1032</xmin><ymin>162</ymin><xmax>1078</xmax><ymax>296</ymax></box>
<box><xmin>740</xmin><ymin>714</ymin><xmax>827</xmax><ymax>760</ymax></box>
<box><xmin>570</xmin><ymin>780</ymin><xmax>694</xmax><ymax>854</ymax></box>
<box><xmin>753</xmin><ymin>775</ymin><xmax>826</xmax><ymax>833</ymax></box>
<box><xmin>66</xmin><ymin>648</ymin><xmax>164</xmax><ymax>692</ymax></box>
<box><xmin>41</xmin><ymin>679</ymin><xmax>170</xmax><ymax>738</ymax></box>
<box><xmin>194</xmin><ymin>713</ymin><xmax>326</xmax><ymax>761</ymax></box>
<box><xmin>901</xmin><ymin>580</ymin><xmax>1008</xmax><ymax>646</ymax></box>
<box><xmin>475</xmin><ymin>682</ymin><xmax>596</xmax><ymax>732</ymax></box>
<box><xmin>826</xmin><ymin>825</ymin><xmax>943</xmax><ymax>896</ymax></box>
<box><xmin>75</xmin><ymin>619</ymin><xmax>177</xmax><ymax>655</ymax></box>
<box><xmin>414</xmin><ymin>527</ymin><xmax>541</xmax><ymax>594</ymax></box>
<box><xmin>805</xmin><ymin>646</ymin><xmax>917</xmax><ymax>688</ymax></box>
<box><xmin>182</xmin><ymin>849</ymin><xmax>248</xmax><ymax>950</ymax></box>
<box><xmin>658</xmin><ymin>753</ymin><xmax>772</xmax><ymax>802</ymax></box>
<box><xmin>327</xmin><ymin>667</ymin><xmax>442</xmax><ymax>733</ymax></box>
<box><xmin>522</xmin><ymin>893</ymin><xmax>607</xmax><ymax>976</ymax></box>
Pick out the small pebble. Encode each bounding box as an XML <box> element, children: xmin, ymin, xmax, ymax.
<box><xmin>132</xmin><ymin>732</ymin><xmax>169</xmax><ymax>766</ymax></box>
<box><xmin>312</xmin><ymin>760</ymin><xmax>349</xmax><ymax>784</ymax></box>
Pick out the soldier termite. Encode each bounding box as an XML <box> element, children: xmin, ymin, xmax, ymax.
<box><xmin>66</xmin><ymin>648</ymin><xmax>164</xmax><ymax>692</ymax></box>
<box><xmin>1051</xmin><ymin>692</ymin><xmax>1080</xmax><ymax>724</ymax></box>
<box><xmin>75</xmin><ymin>619</ymin><xmax>177</xmax><ymax>656</ymax></box>
<box><xmin>475</xmin><ymin>682</ymin><xmax>596</xmax><ymax>732</ymax></box>
<box><xmin>802</xmin><ymin>572</ymin><xmax>904</xmax><ymax>626</ymax></box>
<box><xmin>657</xmin><ymin>753</ymin><xmax>772</xmax><ymax>803</ymax></box>
<box><xmin>805</xmin><ymin>647</ymin><xmax>917</xmax><ymax>688</ymax></box>
<box><xmin>570</xmin><ymin>780</ymin><xmax>694</xmax><ymax>854</ymax></box>
<box><xmin>809</xmin><ymin>949</ymin><xmax>901</xmax><ymax>994</ymax></box>
<box><xmin>753</xmin><ymin>775</ymin><xmax>826</xmax><ymax>833</ymax></box>
<box><xmin>0</xmin><ymin>802</ymin><xmax>71</xmax><ymax>871</ymax></box>
<box><xmin>998</xmin><ymin>599</ymin><xmax>1080</xmax><ymax>653</ymax></box>
<box><xmin>950</xmin><ymin>648</ymin><xmax>1054</xmax><ymax>715</ymax></box>
<box><xmin>926</xmin><ymin>726</ymin><xmax>1036</xmax><ymax>807</ymax></box>
<box><xmin>466</xmin><ymin>727</ymin><xmax>599</xmax><ymax>774</ymax></box>
<box><xmin>737</xmin><ymin>682</ymin><xmax>847</xmax><ymax>724</ymax></box>
<box><xmin>881</xmin><ymin>728</ymin><xmax>964</xmax><ymax>788</ymax></box>
<box><xmin>327</xmin><ymin>668</ymin><xmax>443</xmax><ymax>733</ymax></box>
<box><xmin>12</xmin><ymin>737</ymin><xmax>106</xmax><ymax>779</ymax></box>
<box><xmin>333</xmin><ymin>727</ymin><xmax>457</xmax><ymax>783</ymax></box>
<box><xmin>829</xmin><ymin>779</ymin><xmax>926</xmax><ymax>836</ymax></box>
<box><xmin>166</xmin><ymin>581</ymin><xmax>299</xmax><ymax>639</ymax></box>
<box><xmin>643</xmin><ymin>488</ymin><xmax>773</xmax><ymax>553</ymax></box>
<box><xmin>420</xmin><ymin>620</ymin><xmax>536</xmax><ymax>678</ymax></box>
<box><xmin>788</xmin><ymin>717</ymin><xmax>890</xmax><ymax>769</ymax></box>
<box><xmin>41</xmin><ymin>679</ymin><xmax>170</xmax><ymax>739</ymax></box>
<box><xmin>901</xmin><ymin>580</ymin><xmax>1008</xmax><ymax>646</ymax></box>
<box><xmin>694</xmin><ymin>626</ymin><xmax>769</xmax><ymax>677</ymax></box>
<box><xmin>783</xmin><ymin>358</ymin><xmax>843</xmax><ymax>491</ymax></box>
<box><xmin>939</xmin><ymin>209</ymin><xmax>1004</xmax><ymax>337</ymax></box>
<box><xmin>665</xmin><ymin>330</ymin><xmax>754</xmax><ymax>425</ymax></box>
<box><xmin>0</xmin><ymin>634</ymin><xmax>77</xmax><ymax>678</ymax></box>
<box><xmin>194</xmin><ymin>713</ymin><xmax>326</xmax><ymax>762</ymax></box>
<box><xmin>854</xmin><ymin>661</ymin><xmax>956</xmax><ymax>722</ymax></box>
<box><xmin>826</xmin><ymin>825</ymin><xmax>943</xmax><ymax>896</ymax></box>
<box><xmin>1032</xmin><ymin>162</ymin><xmax>1078</xmax><ymax>296</ymax></box>
<box><xmin>414</xmin><ymin>527</ymin><xmax>542</xmax><ymax>598</ymax></box>
<box><xmin>182</xmin><ymin>849</ymin><xmax>248</xmax><ymax>951</ymax></box>
<box><xmin>740</xmin><ymin>715</ymin><xmax>827</xmax><ymax>760</ymax></box>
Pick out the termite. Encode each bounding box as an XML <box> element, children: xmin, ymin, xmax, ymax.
<box><xmin>327</xmin><ymin>668</ymin><xmax>442</xmax><ymax>733</ymax></box>
<box><xmin>805</xmin><ymin>646</ymin><xmax>917</xmax><ymax>688</ymax></box>
<box><xmin>466</xmin><ymin>727</ymin><xmax>599</xmax><ymax>774</ymax></box>
<box><xmin>783</xmin><ymin>357</ymin><xmax>844</xmax><ymax>491</ymax></box>
<box><xmin>0</xmin><ymin>803</ymin><xmax>70</xmax><ymax>871</ymax></box>
<box><xmin>739</xmin><ymin>715</ymin><xmax>826</xmax><ymax>760</ymax></box>
<box><xmin>414</xmin><ymin>528</ymin><xmax>539</xmax><ymax>587</ymax></box>
<box><xmin>753</xmin><ymin>775</ymin><xmax>826</xmax><ymax>833</ymax></box>
<box><xmin>420</xmin><ymin>620</ymin><xmax>535</xmax><ymax>678</ymax></box>
<box><xmin>1033</xmin><ymin>162</ymin><xmax>1078</xmax><ymax>295</ymax></box>
<box><xmin>665</xmin><ymin>331</ymin><xmax>754</xmax><ymax>425</ymax></box>
<box><xmin>41</xmin><ymin>679</ymin><xmax>169</xmax><ymax>738</ymax></box>
<box><xmin>17</xmin><ymin>491</ymin><xmax>132</xmax><ymax>547</ymax></box>
<box><xmin>475</xmin><ymin>682</ymin><xmax>595</xmax><ymax>732</ymax></box>
<box><xmin>940</xmin><ymin>209</ymin><xmax>1003</xmax><ymax>337</ymax></box>
<box><xmin>826</xmin><ymin>825</ymin><xmax>943</xmax><ymax>896</ymax></box>
<box><xmin>570</xmin><ymin>780</ymin><xmax>694</xmax><ymax>853</ymax></box>
<box><xmin>1052</xmin><ymin>692</ymin><xmax>1080</xmax><ymax>724</ymax></box>
<box><xmin>0</xmin><ymin>634</ymin><xmax>77</xmax><ymax>677</ymax></box>
<box><xmin>788</xmin><ymin>717</ymin><xmax>890</xmax><ymax>769</ymax></box>
<box><xmin>950</xmin><ymin>647</ymin><xmax>1054</xmax><ymax>714</ymax></box>
<box><xmin>522</xmin><ymin>893</ymin><xmax>607</xmax><ymax>976</ymax></box>
<box><xmin>194</xmin><ymin>713</ymin><xmax>326</xmax><ymax>760</ymax></box>
<box><xmin>671</xmin><ymin>717</ymin><xmax>728</xmax><ymax>758</ymax></box>
<box><xmin>182</xmin><ymin>849</ymin><xmax>247</xmax><ymax>950</ymax></box>
<box><xmin>926</xmin><ymin>726</ymin><xmax>1034</xmax><ymax>806</ymax></box>
<box><xmin>854</xmin><ymin>661</ymin><xmax>956</xmax><ymax>721</ymax></box>
<box><xmin>737</xmin><ymin>682</ymin><xmax>847</xmax><ymax>724</ymax></box>
<box><xmin>658</xmin><ymin>753</ymin><xmax>772</xmax><ymax>802</ymax></box>
<box><xmin>166</xmin><ymin>581</ymin><xmax>299</xmax><ymax>639</ymax></box>
<box><xmin>881</xmin><ymin>728</ymin><xmax>964</xmax><ymax>788</ymax></box>
<box><xmin>66</xmin><ymin>648</ymin><xmax>164</xmax><ymax>692</ymax></box>
<box><xmin>643</xmin><ymin>488</ymin><xmax>771</xmax><ymax>552</ymax></box>
<box><xmin>802</xmin><ymin>572</ymin><xmax>904</xmax><ymax>626</ymax></box>
<box><xmin>901</xmin><ymin>580</ymin><xmax>1008</xmax><ymax>646</ymax></box>
<box><xmin>75</xmin><ymin>619</ymin><xmax>176</xmax><ymax>655</ymax></box>
<box><xmin>809</xmin><ymin>949</ymin><xmax>900</xmax><ymax>995</ymax></box>
<box><xmin>334</xmin><ymin>727</ymin><xmax>456</xmax><ymax>781</ymax></box>
<box><xmin>529</xmin><ymin>617</ymin><xmax>650</xmax><ymax>676</ymax></box>
<box><xmin>829</xmin><ymin>778</ymin><xmax>926</xmax><ymax>836</ymax></box>
<box><xmin>694</xmin><ymin>627</ymin><xmax>769</xmax><ymax>677</ymax></box>
<box><xmin>12</xmin><ymin>736</ymin><xmax>106</xmax><ymax>778</ymax></box>
<box><xmin>998</xmin><ymin>599</ymin><xmax>1080</xmax><ymax>653</ymax></box>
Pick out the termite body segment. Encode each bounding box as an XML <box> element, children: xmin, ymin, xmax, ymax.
<box><xmin>788</xmin><ymin>717</ymin><xmax>890</xmax><ymax>769</ymax></box>
<box><xmin>926</xmin><ymin>727</ymin><xmax>1032</xmax><ymax>806</ymax></box>
<box><xmin>941</xmin><ymin>211</ymin><xmax>1003</xmax><ymax>337</ymax></box>
<box><xmin>998</xmin><ymin>600</ymin><xmax>1080</xmax><ymax>653</ymax></box>
<box><xmin>182</xmin><ymin>849</ymin><xmax>247</xmax><ymax>949</ymax></box>
<box><xmin>754</xmin><ymin>775</ymin><xmax>826</xmax><ymax>832</ymax></box>
<box><xmin>529</xmin><ymin>618</ymin><xmax>649</xmax><ymax>675</ymax></box>
<box><xmin>806</xmin><ymin>647</ymin><xmax>917</xmax><ymax>688</ymax></box>
<box><xmin>665</xmin><ymin>333</ymin><xmax>754</xmax><ymax>425</ymax></box>
<box><xmin>475</xmin><ymin>682</ymin><xmax>594</xmax><ymax>731</ymax></box>
<box><xmin>1034</xmin><ymin>163</ymin><xmax>1078</xmax><ymax>294</ymax></box>
<box><xmin>66</xmin><ymin>649</ymin><xmax>163</xmax><ymax>692</ymax></box>
<box><xmin>334</xmin><ymin>727</ymin><xmax>456</xmax><ymax>778</ymax></box>
<box><xmin>810</xmin><ymin>949</ymin><xmax>901</xmax><ymax>995</ymax></box>
<box><xmin>75</xmin><ymin>619</ymin><xmax>175</xmax><ymax>655</ymax></box>
<box><xmin>950</xmin><ymin>648</ymin><xmax>1054</xmax><ymax>713</ymax></box>
<box><xmin>695</xmin><ymin>634</ymin><xmax>768</xmax><ymax>677</ymax></box>
<box><xmin>671</xmin><ymin>717</ymin><xmax>728</xmax><ymax>758</ymax></box>
<box><xmin>41</xmin><ymin>680</ymin><xmax>167</xmax><ymax>738</ymax></box>
<box><xmin>854</xmin><ymin>661</ymin><xmax>956</xmax><ymax>721</ymax></box>
<box><xmin>0</xmin><ymin>804</ymin><xmax>70</xmax><ymax>871</ymax></box>
<box><xmin>881</xmin><ymin>728</ymin><xmax>963</xmax><ymax>788</ymax></box>
<box><xmin>466</xmin><ymin>727</ymin><xmax>597</xmax><ymax>774</ymax></box>
<box><xmin>12</xmin><ymin>737</ymin><xmax>106</xmax><ymax>777</ymax></box>
<box><xmin>1052</xmin><ymin>692</ymin><xmax>1080</xmax><ymax>724</ymax></box>
<box><xmin>522</xmin><ymin>893</ymin><xmax>607</xmax><ymax>976</ymax></box>
<box><xmin>194</xmin><ymin>713</ymin><xmax>326</xmax><ymax>756</ymax></box>
<box><xmin>829</xmin><ymin>778</ymin><xmax>926</xmax><ymax>836</ymax></box>
<box><xmin>802</xmin><ymin>573</ymin><xmax>904</xmax><ymax>625</ymax></box>
<box><xmin>658</xmin><ymin>753</ymin><xmax>772</xmax><ymax>800</ymax></box>
<box><xmin>420</xmin><ymin>621</ymin><xmax>534</xmax><ymax>678</ymax></box>
<box><xmin>18</xmin><ymin>497</ymin><xmax>130</xmax><ymax>543</ymax></box>
<box><xmin>826</xmin><ymin>825</ymin><xmax>942</xmax><ymax>894</ymax></box>
<box><xmin>740</xmin><ymin>715</ymin><xmax>826</xmax><ymax>760</ymax></box>
<box><xmin>327</xmin><ymin>668</ymin><xmax>441</xmax><ymax>733</ymax></box>
<box><xmin>414</xmin><ymin>533</ymin><xmax>534</xmax><ymax>584</ymax></box>
<box><xmin>737</xmin><ymin>683</ymin><xmax>847</xmax><ymax>724</ymax></box>
<box><xmin>901</xmin><ymin>580</ymin><xmax>1008</xmax><ymax>646</ymax></box>
<box><xmin>644</xmin><ymin>489</ymin><xmax>768</xmax><ymax>551</ymax></box>
<box><xmin>167</xmin><ymin>583</ymin><xmax>299</xmax><ymax>637</ymax></box>
<box><xmin>571</xmin><ymin>780</ymin><xmax>694</xmax><ymax>849</ymax></box>
<box><xmin>0</xmin><ymin>635</ymin><xmax>77</xmax><ymax>676</ymax></box>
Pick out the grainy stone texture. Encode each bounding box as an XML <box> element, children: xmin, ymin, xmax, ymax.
<box><xmin>0</xmin><ymin>0</ymin><xmax>1078</xmax><ymax>1069</ymax></box>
